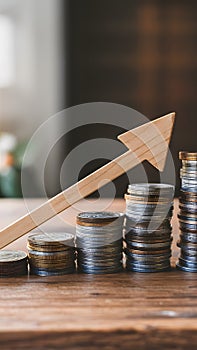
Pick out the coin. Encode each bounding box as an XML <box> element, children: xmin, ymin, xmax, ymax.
<box><xmin>0</xmin><ymin>250</ymin><xmax>28</xmax><ymax>277</ymax></box>
<box><xmin>128</xmin><ymin>183</ymin><xmax>174</xmax><ymax>197</ymax></box>
<box><xmin>124</xmin><ymin>250</ymin><xmax>171</xmax><ymax>261</ymax></box>
<box><xmin>126</xmin><ymin>260</ymin><xmax>171</xmax><ymax>269</ymax></box>
<box><xmin>177</xmin><ymin>240</ymin><xmax>197</xmax><ymax>250</ymax></box>
<box><xmin>126</xmin><ymin>261</ymin><xmax>171</xmax><ymax>273</ymax></box>
<box><xmin>179</xmin><ymin>203</ymin><xmax>197</xmax><ymax>214</ymax></box>
<box><xmin>182</xmin><ymin>159</ymin><xmax>197</xmax><ymax>167</ymax></box>
<box><xmin>0</xmin><ymin>250</ymin><xmax>27</xmax><ymax>262</ymax></box>
<box><xmin>179</xmin><ymin>222</ymin><xmax>197</xmax><ymax>232</ymax></box>
<box><xmin>178</xmin><ymin>213</ymin><xmax>197</xmax><ymax>222</ymax></box>
<box><xmin>180</xmin><ymin>253</ymin><xmax>197</xmax><ymax>262</ymax></box>
<box><xmin>180</xmin><ymin>232</ymin><xmax>197</xmax><ymax>243</ymax></box>
<box><xmin>177</xmin><ymin>152</ymin><xmax>197</xmax><ymax>272</ymax></box>
<box><xmin>27</xmin><ymin>233</ymin><xmax>76</xmax><ymax>276</ymax></box>
<box><xmin>182</xmin><ymin>171</ymin><xmax>197</xmax><ymax>178</ymax></box>
<box><xmin>125</xmin><ymin>247</ymin><xmax>172</xmax><ymax>255</ymax></box>
<box><xmin>30</xmin><ymin>267</ymin><xmax>75</xmax><ymax>276</ymax></box>
<box><xmin>177</xmin><ymin>152</ymin><xmax>197</xmax><ymax>271</ymax></box>
<box><xmin>77</xmin><ymin>212</ymin><xmax>123</xmax><ymax>224</ymax></box>
<box><xmin>176</xmin><ymin>260</ymin><xmax>197</xmax><ymax>272</ymax></box>
<box><xmin>28</xmin><ymin>232</ymin><xmax>75</xmax><ymax>251</ymax></box>
<box><xmin>76</xmin><ymin>211</ymin><xmax>123</xmax><ymax>274</ymax></box>
<box><xmin>178</xmin><ymin>257</ymin><xmax>197</xmax><ymax>267</ymax></box>
<box><xmin>124</xmin><ymin>183</ymin><xmax>173</xmax><ymax>272</ymax></box>
<box><xmin>179</xmin><ymin>152</ymin><xmax>197</xmax><ymax>161</ymax></box>
<box><xmin>125</xmin><ymin>218</ymin><xmax>171</xmax><ymax>231</ymax></box>
<box><xmin>125</xmin><ymin>234</ymin><xmax>172</xmax><ymax>244</ymax></box>
<box><xmin>124</xmin><ymin>224</ymin><xmax>172</xmax><ymax>234</ymax></box>
<box><xmin>78</xmin><ymin>265</ymin><xmax>123</xmax><ymax>274</ymax></box>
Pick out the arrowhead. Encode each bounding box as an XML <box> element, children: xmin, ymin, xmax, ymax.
<box><xmin>118</xmin><ymin>112</ymin><xmax>175</xmax><ymax>171</ymax></box>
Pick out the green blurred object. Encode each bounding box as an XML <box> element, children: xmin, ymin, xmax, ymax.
<box><xmin>0</xmin><ymin>166</ymin><xmax>22</xmax><ymax>198</ymax></box>
<box><xmin>13</xmin><ymin>141</ymin><xmax>27</xmax><ymax>168</ymax></box>
<box><xmin>0</xmin><ymin>133</ymin><xmax>27</xmax><ymax>198</ymax></box>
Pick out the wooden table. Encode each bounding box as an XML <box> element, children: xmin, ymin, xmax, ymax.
<box><xmin>0</xmin><ymin>198</ymin><xmax>197</xmax><ymax>350</ymax></box>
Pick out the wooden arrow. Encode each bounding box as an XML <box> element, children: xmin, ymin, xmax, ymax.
<box><xmin>0</xmin><ymin>112</ymin><xmax>175</xmax><ymax>248</ymax></box>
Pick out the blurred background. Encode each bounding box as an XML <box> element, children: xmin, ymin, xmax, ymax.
<box><xmin>0</xmin><ymin>0</ymin><xmax>196</xmax><ymax>198</ymax></box>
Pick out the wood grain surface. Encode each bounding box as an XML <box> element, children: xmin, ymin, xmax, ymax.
<box><xmin>0</xmin><ymin>198</ymin><xmax>197</xmax><ymax>350</ymax></box>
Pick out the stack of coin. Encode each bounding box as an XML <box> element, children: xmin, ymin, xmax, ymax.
<box><xmin>124</xmin><ymin>183</ymin><xmax>174</xmax><ymax>272</ymax></box>
<box><xmin>0</xmin><ymin>250</ymin><xmax>28</xmax><ymax>277</ymax></box>
<box><xmin>27</xmin><ymin>233</ymin><xmax>76</xmax><ymax>276</ymax></box>
<box><xmin>177</xmin><ymin>152</ymin><xmax>197</xmax><ymax>272</ymax></box>
<box><xmin>76</xmin><ymin>212</ymin><xmax>124</xmax><ymax>274</ymax></box>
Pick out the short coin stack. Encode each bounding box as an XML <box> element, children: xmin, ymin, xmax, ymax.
<box><xmin>28</xmin><ymin>233</ymin><xmax>76</xmax><ymax>276</ymax></box>
<box><xmin>124</xmin><ymin>183</ymin><xmax>174</xmax><ymax>272</ymax></box>
<box><xmin>0</xmin><ymin>250</ymin><xmax>28</xmax><ymax>277</ymax></box>
<box><xmin>76</xmin><ymin>212</ymin><xmax>124</xmax><ymax>274</ymax></box>
<box><xmin>177</xmin><ymin>152</ymin><xmax>197</xmax><ymax>272</ymax></box>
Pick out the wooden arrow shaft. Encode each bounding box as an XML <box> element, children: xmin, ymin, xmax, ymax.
<box><xmin>0</xmin><ymin>149</ymin><xmax>143</xmax><ymax>248</ymax></box>
<box><xmin>0</xmin><ymin>111</ymin><xmax>175</xmax><ymax>248</ymax></box>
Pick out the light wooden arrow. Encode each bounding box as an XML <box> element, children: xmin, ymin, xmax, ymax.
<box><xmin>0</xmin><ymin>112</ymin><xmax>175</xmax><ymax>248</ymax></box>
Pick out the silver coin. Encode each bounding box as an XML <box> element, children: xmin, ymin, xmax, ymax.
<box><xmin>179</xmin><ymin>204</ymin><xmax>197</xmax><ymax>214</ymax></box>
<box><xmin>180</xmin><ymin>233</ymin><xmax>197</xmax><ymax>243</ymax></box>
<box><xmin>76</xmin><ymin>211</ymin><xmax>123</xmax><ymax>274</ymax></box>
<box><xmin>178</xmin><ymin>214</ymin><xmax>197</xmax><ymax>222</ymax></box>
<box><xmin>78</xmin><ymin>266</ymin><xmax>122</xmax><ymax>274</ymax></box>
<box><xmin>0</xmin><ymin>250</ymin><xmax>27</xmax><ymax>263</ymax></box>
<box><xmin>30</xmin><ymin>267</ymin><xmax>75</xmax><ymax>276</ymax></box>
<box><xmin>125</xmin><ymin>240</ymin><xmax>172</xmax><ymax>249</ymax></box>
<box><xmin>125</xmin><ymin>251</ymin><xmax>171</xmax><ymax>262</ymax></box>
<box><xmin>127</xmin><ymin>183</ymin><xmax>174</xmax><ymax>196</ymax></box>
<box><xmin>180</xmin><ymin>253</ymin><xmax>197</xmax><ymax>262</ymax></box>
<box><xmin>77</xmin><ymin>211</ymin><xmax>123</xmax><ymax>223</ymax></box>
<box><xmin>176</xmin><ymin>262</ymin><xmax>197</xmax><ymax>273</ymax></box>
<box><xmin>179</xmin><ymin>222</ymin><xmax>197</xmax><ymax>232</ymax></box>
<box><xmin>178</xmin><ymin>257</ymin><xmax>197</xmax><ymax>267</ymax></box>
<box><xmin>126</xmin><ymin>263</ymin><xmax>170</xmax><ymax>273</ymax></box>
<box><xmin>182</xmin><ymin>160</ymin><xmax>197</xmax><ymax>167</ymax></box>
<box><xmin>126</xmin><ymin>260</ymin><xmax>170</xmax><ymax>268</ymax></box>
<box><xmin>177</xmin><ymin>241</ymin><xmax>197</xmax><ymax>251</ymax></box>
<box><xmin>28</xmin><ymin>232</ymin><xmax>74</xmax><ymax>243</ymax></box>
<box><xmin>180</xmin><ymin>169</ymin><xmax>197</xmax><ymax>179</ymax></box>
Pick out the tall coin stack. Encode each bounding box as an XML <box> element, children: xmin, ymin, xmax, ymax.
<box><xmin>124</xmin><ymin>183</ymin><xmax>174</xmax><ymax>272</ymax></box>
<box><xmin>0</xmin><ymin>250</ymin><xmax>28</xmax><ymax>277</ymax></box>
<box><xmin>28</xmin><ymin>233</ymin><xmax>76</xmax><ymax>276</ymax></box>
<box><xmin>177</xmin><ymin>152</ymin><xmax>197</xmax><ymax>272</ymax></box>
<box><xmin>76</xmin><ymin>212</ymin><xmax>124</xmax><ymax>274</ymax></box>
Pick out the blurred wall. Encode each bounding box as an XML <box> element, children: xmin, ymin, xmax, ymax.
<box><xmin>0</xmin><ymin>0</ymin><xmax>65</xmax><ymax>195</ymax></box>
<box><xmin>66</xmin><ymin>0</ymin><xmax>197</xmax><ymax>195</ymax></box>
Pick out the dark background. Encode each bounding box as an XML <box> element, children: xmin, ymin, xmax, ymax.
<box><xmin>63</xmin><ymin>0</ymin><xmax>197</xmax><ymax>197</ymax></box>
